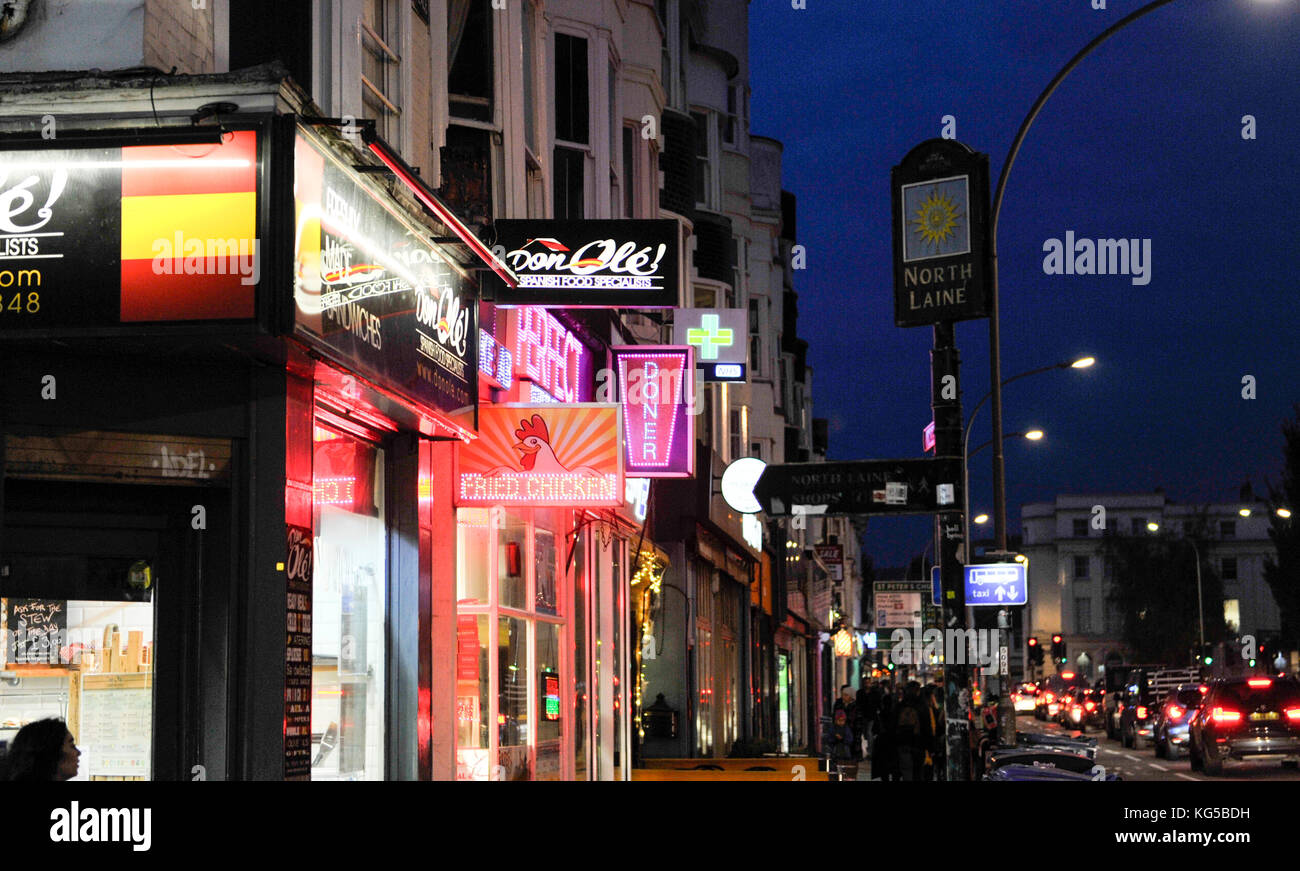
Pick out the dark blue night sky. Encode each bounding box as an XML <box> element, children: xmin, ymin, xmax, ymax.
<box><xmin>748</xmin><ymin>0</ymin><xmax>1300</xmax><ymax>568</ymax></box>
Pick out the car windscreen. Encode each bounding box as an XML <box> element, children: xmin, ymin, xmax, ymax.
<box><xmin>1174</xmin><ymin>689</ymin><xmax>1203</xmax><ymax>707</ymax></box>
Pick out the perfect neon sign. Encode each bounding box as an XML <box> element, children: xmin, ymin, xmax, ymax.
<box><xmin>512</xmin><ymin>306</ymin><xmax>584</xmax><ymax>403</ymax></box>
<box><xmin>613</xmin><ymin>346</ymin><xmax>694</xmax><ymax>478</ymax></box>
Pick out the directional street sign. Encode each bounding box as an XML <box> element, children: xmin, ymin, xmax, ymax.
<box><xmin>964</xmin><ymin>563</ymin><xmax>1028</xmax><ymax>607</ymax></box>
<box><xmin>752</xmin><ymin>458</ymin><xmax>963</xmax><ymax>517</ymax></box>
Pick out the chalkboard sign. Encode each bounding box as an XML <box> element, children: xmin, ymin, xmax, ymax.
<box><xmin>4</xmin><ymin>598</ymin><xmax>68</xmax><ymax>665</ymax></box>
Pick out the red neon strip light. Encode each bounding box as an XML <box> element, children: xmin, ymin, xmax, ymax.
<box><xmin>365</xmin><ymin>139</ymin><xmax>518</xmax><ymax>290</ymax></box>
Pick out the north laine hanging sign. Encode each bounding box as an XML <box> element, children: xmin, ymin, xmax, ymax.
<box><xmin>891</xmin><ymin>139</ymin><xmax>992</xmax><ymax>327</ymax></box>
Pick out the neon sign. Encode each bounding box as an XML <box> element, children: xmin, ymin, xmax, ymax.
<box><xmin>478</xmin><ymin>328</ymin><xmax>514</xmax><ymax>390</ymax></box>
<box><xmin>313</xmin><ymin>476</ymin><xmax>355</xmax><ymax>505</ymax></box>
<box><xmin>542</xmin><ymin>671</ymin><xmax>560</xmax><ymax>721</ymax></box>
<box><xmin>511</xmin><ymin>306</ymin><xmax>585</xmax><ymax>403</ymax></box>
<box><xmin>612</xmin><ymin>346</ymin><xmax>694</xmax><ymax>478</ymax></box>
<box><xmin>456</xmin><ymin>404</ymin><xmax>623</xmax><ymax>507</ymax></box>
<box><xmin>674</xmin><ymin>308</ymin><xmax>747</xmax><ymax>382</ymax></box>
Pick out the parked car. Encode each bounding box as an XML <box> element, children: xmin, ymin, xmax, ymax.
<box><xmin>1118</xmin><ymin>666</ymin><xmax>1201</xmax><ymax>749</ymax></box>
<box><xmin>1153</xmin><ymin>684</ymin><xmax>1207</xmax><ymax>759</ymax></box>
<box><xmin>1017</xmin><ymin>730</ymin><xmax>1098</xmax><ymax>761</ymax></box>
<box><xmin>987</xmin><ymin>747</ymin><xmax>1097</xmax><ymax>775</ymax></box>
<box><xmin>984</xmin><ymin>763</ymin><xmax>1119</xmax><ymax>781</ymax></box>
<box><xmin>1188</xmin><ymin>676</ymin><xmax>1300</xmax><ymax>776</ymax></box>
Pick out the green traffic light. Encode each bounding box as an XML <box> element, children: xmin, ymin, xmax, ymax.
<box><xmin>1249</xmin><ymin>659</ymin><xmax>1257</xmax><ymax>667</ymax></box>
<box><xmin>1203</xmin><ymin>656</ymin><xmax>1213</xmax><ymax>665</ymax></box>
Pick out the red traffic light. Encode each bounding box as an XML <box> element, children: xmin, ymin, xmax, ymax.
<box><xmin>1027</xmin><ymin>637</ymin><xmax>1039</xmax><ymax>647</ymax></box>
<box><xmin>1052</xmin><ymin>634</ymin><xmax>1063</xmax><ymax>644</ymax></box>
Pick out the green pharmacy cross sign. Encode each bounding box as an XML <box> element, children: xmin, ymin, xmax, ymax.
<box><xmin>686</xmin><ymin>314</ymin><xmax>734</xmax><ymax>360</ymax></box>
<box><xmin>673</xmin><ymin>308</ymin><xmax>747</xmax><ymax>382</ymax></box>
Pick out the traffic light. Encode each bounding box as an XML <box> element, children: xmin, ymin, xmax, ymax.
<box><xmin>1027</xmin><ymin>636</ymin><xmax>1044</xmax><ymax>666</ymax></box>
<box><xmin>1051</xmin><ymin>634</ymin><xmax>1066</xmax><ymax>663</ymax></box>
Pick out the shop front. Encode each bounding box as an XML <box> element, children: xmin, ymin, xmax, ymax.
<box><xmin>0</xmin><ymin>72</ymin><xmax>492</xmax><ymax>780</ymax></box>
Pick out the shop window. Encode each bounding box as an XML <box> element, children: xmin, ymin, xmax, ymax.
<box><xmin>456</xmin><ymin>506</ymin><xmax>584</xmax><ymax>780</ymax></box>
<box><xmin>1</xmin><ymin>595</ymin><xmax>155</xmax><ymax>781</ymax></box>
<box><xmin>497</xmin><ymin>513</ymin><xmax>528</xmax><ymax>611</ymax></box>
<box><xmin>311</xmin><ymin>426</ymin><xmax>386</xmax><ymax>780</ymax></box>
<box><xmin>456</xmin><ymin>508</ymin><xmax>491</xmax><ymax>604</ymax></box>
<box><xmin>438</xmin><ymin>125</ymin><xmax>494</xmax><ymax>228</ymax></box>
<box><xmin>535</xmin><ymin>621</ymin><xmax>562</xmax><ymax>780</ymax></box>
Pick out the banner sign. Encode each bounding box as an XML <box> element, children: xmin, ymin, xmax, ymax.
<box><xmin>891</xmin><ymin>139</ymin><xmax>991</xmax><ymax>327</ymax></box>
<box><xmin>673</xmin><ymin>308</ymin><xmax>747</xmax><ymax>381</ymax></box>
<box><xmin>611</xmin><ymin>346</ymin><xmax>694</xmax><ymax>478</ymax></box>
<box><xmin>0</xmin><ymin>129</ymin><xmax>260</xmax><ymax>332</ymax></box>
<box><xmin>488</xmin><ymin>219</ymin><xmax>678</xmax><ymax>307</ymax></box>
<box><xmin>293</xmin><ymin>126</ymin><xmax>478</xmax><ymax>419</ymax></box>
<box><xmin>456</xmin><ymin>404</ymin><xmax>623</xmax><ymax>507</ymax></box>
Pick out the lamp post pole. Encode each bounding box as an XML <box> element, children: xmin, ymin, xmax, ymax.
<box><xmin>988</xmin><ymin>0</ymin><xmax>1180</xmax><ymax>555</ymax></box>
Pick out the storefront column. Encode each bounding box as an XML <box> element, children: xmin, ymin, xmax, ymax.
<box><xmin>429</xmin><ymin>440</ymin><xmax>458</xmax><ymax>781</ymax></box>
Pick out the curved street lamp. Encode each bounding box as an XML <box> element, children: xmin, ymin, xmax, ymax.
<box><xmin>987</xmin><ymin>0</ymin><xmax>1180</xmax><ymax>555</ymax></box>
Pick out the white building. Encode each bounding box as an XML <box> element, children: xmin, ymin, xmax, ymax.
<box><xmin>1022</xmin><ymin>491</ymin><xmax>1281</xmax><ymax>679</ymax></box>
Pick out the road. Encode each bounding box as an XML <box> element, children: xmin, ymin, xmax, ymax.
<box><xmin>1018</xmin><ymin>712</ymin><xmax>1300</xmax><ymax>782</ymax></box>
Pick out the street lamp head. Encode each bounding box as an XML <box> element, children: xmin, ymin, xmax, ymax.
<box><xmin>974</xmin><ymin>514</ymin><xmax>989</xmax><ymax>524</ymax></box>
<box><xmin>1238</xmin><ymin>508</ymin><xmax>1252</xmax><ymax>517</ymax></box>
<box><xmin>1014</xmin><ymin>554</ymin><xmax>1028</xmax><ymax>564</ymax></box>
<box><xmin>1024</xmin><ymin>429</ymin><xmax>1044</xmax><ymax>441</ymax></box>
<box><xmin>1278</xmin><ymin>507</ymin><xmax>1293</xmax><ymax>519</ymax></box>
<box><xmin>1070</xmin><ymin>357</ymin><xmax>1096</xmax><ymax>369</ymax></box>
<box><xmin>1146</xmin><ymin>521</ymin><xmax>1160</xmax><ymax>532</ymax></box>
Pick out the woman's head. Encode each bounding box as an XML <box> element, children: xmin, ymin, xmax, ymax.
<box><xmin>4</xmin><ymin>718</ymin><xmax>80</xmax><ymax>781</ymax></box>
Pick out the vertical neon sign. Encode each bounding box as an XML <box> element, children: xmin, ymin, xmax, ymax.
<box><xmin>612</xmin><ymin>346</ymin><xmax>695</xmax><ymax>478</ymax></box>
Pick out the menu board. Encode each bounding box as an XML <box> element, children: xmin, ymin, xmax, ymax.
<box><xmin>3</xmin><ymin>598</ymin><xmax>68</xmax><ymax>665</ymax></box>
<box><xmin>284</xmin><ymin>525</ymin><xmax>314</xmax><ymax>780</ymax></box>
<box><xmin>80</xmin><ymin>677</ymin><xmax>152</xmax><ymax>778</ymax></box>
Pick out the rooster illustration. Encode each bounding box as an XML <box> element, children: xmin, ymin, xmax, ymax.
<box><xmin>477</xmin><ymin>413</ymin><xmax>604</xmax><ymax>477</ymax></box>
<box><xmin>513</xmin><ymin>414</ymin><xmax>569</xmax><ymax>473</ymax></box>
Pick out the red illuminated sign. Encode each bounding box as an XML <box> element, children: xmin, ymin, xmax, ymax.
<box><xmin>612</xmin><ymin>346</ymin><xmax>695</xmax><ymax>478</ymax></box>
<box><xmin>456</xmin><ymin>404</ymin><xmax>623</xmax><ymax>507</ymax></box>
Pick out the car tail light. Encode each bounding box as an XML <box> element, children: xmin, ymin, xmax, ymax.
<box><xmin>1247</xmin><ymin>678</ymin><xmax>1273</xmax><ymax>689</ymax></box>
<box><xmin>1136</xmin><ymin>705</ymin><xmax>1148</xmax><ymax>719</ymax></box>
<box><xmin>1044</xmin><ymin>692</ymin><xmax>1054</xmax><ymax>703</ymax></box>
<box><xmin>1198</xmin><ymin>684</ymin><xmax>1209</xmax><ymax>694</ymax></box>
<box><xmin>1285</xmin><ymin>708</ymin><xmax>1300</xmax><ymax>724</ymax></box>
<box><xmin>1210</xmin><ymin>707</ymin><xmax>1243</xmax><ymax>726</ymax></box>
<box><xmin>1085</xmin><ymin>701</ymin><xmax>1096</xmax><ymax>712</ymax></box>
<box><xmin>1168</xmin><ymin>704</ymin><xmax>1185</xmax><ymax>720</ymax></box>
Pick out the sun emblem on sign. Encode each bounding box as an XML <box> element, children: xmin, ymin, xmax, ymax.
<box><xmin>910</xmin><ymin>187</ymin><xmax>962</xmax><ymax>252</ymax></box>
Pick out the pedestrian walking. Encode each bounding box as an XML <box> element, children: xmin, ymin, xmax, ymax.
<box><xmin>833</xmin><ymin>685</ymin><xmax>860</xmax><ymax>760</ymax></box>
<box><xmin>894</xmin><ymin>681</ymin><xmax>932</xmax><ymax>781</ymax></box>
<box><xmin>872</xmin><ymin>689</ymin><xmax>900</xmax><ymax>781</ymax></box>
<box><xmin>857</xmin><ymin>679</ymin><xmax>881</xmax><ymax>758</ymax></box>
